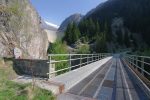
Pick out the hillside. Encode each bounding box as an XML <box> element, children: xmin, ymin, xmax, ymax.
<box><xmin>63</xmin><ymin>0</ymin><xmax>150</xmax><ymax>53</ymax></box>
<box><xmin>84</xmin><ymin>0</ymin><xmax>150</xmax><ymax>48</ymax></box>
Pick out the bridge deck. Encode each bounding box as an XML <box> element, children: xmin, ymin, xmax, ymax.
<box><xmin>57</xmin><ymin>57</ymin><xmax>149</xmax><ymax>100</ymax></box>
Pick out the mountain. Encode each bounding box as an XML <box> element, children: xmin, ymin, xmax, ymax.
<box><xmin>85</xmin><ymin>2</ymin><xmax>105</xmax><ymax>18</ymax></box>
<box><xmin>41</xmin><ymin>20</ymin><xmax>59</xmax><ymax>43</ymax></box>
<box><xmin>58</xmin><ymin>13</ymin><xmax>83</xmax><ymax>32</ymax></box>
<box><xmin>84</xmin><ymin>0</ymin><xmax>150</xmax><ymax>46</ymax></box>
<box><xmin>0</xmin><ymin>0</ymin><xmax>48</xmax><ymax>59</ymax></box>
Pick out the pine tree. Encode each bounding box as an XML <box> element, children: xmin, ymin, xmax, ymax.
<box><xmin>64</xmin><ymin>22</ymin><xmax>81</xmax><ymax>44</ymax></box>
<box><xmin>95</xmin><ymin>32</ymin><xmax>107</xmax><ymax>53</ymax></box>
<box><xmin>124</xmin><ymin>31</ymin><xmax>130</xmax><ymax>48</ymax></box>
<box><xmin>95</xmin><ymin>21</ymin><xmax>100</xmax><ymax>36</ymax></box>
<box><xmin>64</xmin><ymin>23</ymin><xmax>73</xmax><ymax>43</ymax></box>
<box><xmin>72</xmin><ymin>23</ymin><xmax>81</xmax><ymax>43</ymax></box>
<box><xmin>116</xmin><ymin>30</ymin><xmax>123</xmax><ymax>45</ymax></box>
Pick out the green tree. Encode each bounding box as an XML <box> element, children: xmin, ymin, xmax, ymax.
<box><xmin>95</xmin><ymin>21</ymin><xmax>100</xmax><ymax>36</ymax></box>
<box><xmin>95</xmin><ymin>33</ymin><xmax>107</xmax><ymax>53</ymax></box>
<box><xmin>64</xmin><ymin>22</ymin><xmax>81</xmax><ymax>44</ymax></box>
<box><xmin>47</xmin><ymin>40</ymin><xmax>69</xmax><ymax>75</ymax></box>
<box><xmin>63</xmin><ymin>23</ymin><xmax>73</xmax><ymax>44</ymax></box>
<box><xmin>72</xmin><ymin>23</ymin><xmax>81</xmax><ymax>43</ymax></box>
<box><xmin>124</xmin><ymin>31</ymin><xmax>130</xmax><ymax>48</ymax></box>
<box><xmin>116</xmin><ymin>30</ymin><xmax>123</xmax><ymax>45</ymax></box>
<box><xmin>104</xmin><ymin>22</ymin><xmax>111</xmax><ymax>42</ymax></box>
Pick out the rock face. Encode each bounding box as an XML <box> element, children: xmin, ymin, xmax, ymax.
<box><xmin>0</xmin><ymin>0</ymin><xmax>48</xmax><ymax>59</ymax></box>
<box><xmin>58</xmin><ymin>13</ymin><xmax>83</xmax><ymax>32</ymax></box>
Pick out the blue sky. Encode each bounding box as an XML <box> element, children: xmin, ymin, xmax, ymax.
<box><xmin>30</xmin><ymin>0</ymin><xmax>107</xmax><ymax>26</ymax></box>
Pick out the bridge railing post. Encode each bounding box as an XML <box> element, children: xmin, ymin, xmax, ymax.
<box><xmin>131</xmin><ymin>56</ymin><xmax>133</xmax><ymax>67</ymax></box>
<box><xmin>141</xmin><ymin>57</ymin><xmax>144</xmax><ymax>76</ymax></box>
<box><xmin>96</xmin><ymin>54</ymin><xmax>98</xmax><ymax>61</ymax></box>
<box><xmin>80</xmin><ymin>55</ymin><xmax>82</xmax><ymax>67</ymax></box>
<box><xmin>135</xmin><ymin>56</ymin><xmax>138</xmax><ymax>70</ymax></box>
<box><xmin>133</xmin><ymin>56</ymin><xmax>135</xmax><ymax>68</ymax></box>
<box><xmin>87</xmin><ymin>55</ymin><xmax>90</xmax><ymax>64</ymax></box>
<box><xmin>92</xmin><ymin>54</ymin><xmax>93</xmax><ymax>63</ymax></box>
<box><xmin>93</xmin><ymin>54</ymin><xmax>95</xmax><ymax>62</ymax></box>
<box><xmin>49</xmin><ymin>55</ymin><xmax>51</xmax><ymax>79</ymax></box>
<box><xmin>129</xmin><ymin>56</ymin><xmax>131</xmax><ymax>65</ymax></box>
<box><xmin>69</xmin><ymin>54</ymin><xmax>72</xmax><ymax>71</ymax></box>
<box><xmin>96</xmin><ymin>55</ymin><xmax>98</xmax><ymax>61</ymax></box>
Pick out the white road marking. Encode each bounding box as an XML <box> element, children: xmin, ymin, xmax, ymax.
<box><xmin>78</xmin><ymin>60</ymin><xmax>112</xmax><ymax>95</ymax></box>
<box><xmin>93</xmin><ymin>59</ymin><xmax>114</xmax><ymax>98</ymax></box>
<box><xmin>119</xmin><ymin>59</ymin><xmax>133</xmax><ymax>100</ymax></box>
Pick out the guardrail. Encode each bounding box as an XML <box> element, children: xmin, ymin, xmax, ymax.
<box><xmin>47</xmin><ymin>53</ymin><xmax>111</xmax><ymax>78</ymax></box>
<box><xmin>123</xmin><ymin>54</ymin><xmax>150</xmax><ymax>81</ymax></box>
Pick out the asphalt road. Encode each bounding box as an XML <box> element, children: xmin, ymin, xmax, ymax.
<box><xmin>64</xmin><ymin>57</ymin><xmax>149</xmax><ymax>100</ymax></box>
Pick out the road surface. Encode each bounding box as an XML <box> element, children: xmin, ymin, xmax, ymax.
<box><xmin>57</xmin><ymin>56</ymin><xmax>149</xmax><ymax>100</ymax></box>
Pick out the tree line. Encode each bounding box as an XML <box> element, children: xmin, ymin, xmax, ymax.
<box><xmin>63</xmin><ymin>18</ymin><xmax>109</xmax><ymax>53</ymax></box>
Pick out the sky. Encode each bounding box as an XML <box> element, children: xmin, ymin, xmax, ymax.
<box><xmin>30</xmin><ymin>0</ymin><xmax>108</xmax><ymax>26</ymax></box>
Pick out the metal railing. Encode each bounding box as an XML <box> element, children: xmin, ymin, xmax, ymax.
<box><xmin>47</xmin><ymin>53</ymin><xmax>111</xmax><ymax>78</ymax></box>
<box><xmin>123</xmin><ymin>54</ymin><xmax>150</xmax><ymax>80</ymax></box>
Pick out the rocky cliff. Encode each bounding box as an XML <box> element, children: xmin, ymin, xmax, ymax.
<box><xmin>0</xmin><ymin>0</ymin><xmax>48</xmax><ymax>59</ymax></box>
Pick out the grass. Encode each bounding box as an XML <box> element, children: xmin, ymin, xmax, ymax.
<box><xmin>0</xmin><ymin>58</ymin><xmax>56</xmax><ymax>100</ymax></box>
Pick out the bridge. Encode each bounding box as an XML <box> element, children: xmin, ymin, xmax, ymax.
<box><xmin>40</xmin><ymin>54</ymin><xmax>150</xmax><ymax>100</ymax></box>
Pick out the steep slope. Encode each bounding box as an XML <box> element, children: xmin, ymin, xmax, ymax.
<box><xmin>58</xmin><ymin>13</ymin><xmax>83</xmax><ymax>32</ymax></box>
<box><xmin>0</xmin><ymin>0</ymin><xmax>48</xmax><ymax>59</ymax></box>
<box><xmin>85</xmin><ymin>0</ymin><xmax>150</xmax><ymax>46</ymax></box>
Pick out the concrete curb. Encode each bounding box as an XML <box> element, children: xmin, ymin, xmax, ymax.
<box><xmin>49</xmin><ymin>57</ymin><xmax>112</xmax><ymax>94</ymax></box>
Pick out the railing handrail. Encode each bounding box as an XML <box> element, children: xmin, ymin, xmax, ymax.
<box><xmin>125</xmin><ymin>54</ymin><xmax>150</xmax><ymax>59</ymax></box>
<box><xmin>47</xmin><ymin>53</ymin><xmax>112</xmax><ymax>78</ymax></box>
<box><xmin>48</xmin><ymin>53</ymin><xmax>111</xmax><ymax>56</ymax></box>
<box><xmin>123</xmin><ymin>54</ymin><xmax>150</xmax><ymax>81</ymax></box>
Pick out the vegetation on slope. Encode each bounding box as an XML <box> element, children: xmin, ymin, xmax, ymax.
<box><xmin>63</xmin><ymin>19</ymin><xmax>110</xmax><ymax>53</ymax></box>
<box><xmin>62</xmin><ymin>0</ymin><xmax>150</xmax><ymax>53</ymax></box>
<box><xmin>86</xmin><ymin>0</ymin><xmax>150</xmax><ymax>49</ymax></box>
<box><xmin>76</xmin><ymin>44</ymin><xmax>90</xmax><ymax>54</ymax></box>
<box><xmin>0</xmin><ymin>58</ymin><xmax>55</xmax><ymax>100</ymax></box>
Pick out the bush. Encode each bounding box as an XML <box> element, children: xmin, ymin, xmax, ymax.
<box><xmin>47</xmin><ymin>40</ymin><xmax>69</xmax><ymax>75</ymax></box>
<box><xmin>95</xmin><ymin>33</ymin><xmax>107</xmax><ymax>53</ymax></box>
<box><xmin>76</xmin><ymin>44</ymin><xmax>90</xmax><ymax>54</ymax></box>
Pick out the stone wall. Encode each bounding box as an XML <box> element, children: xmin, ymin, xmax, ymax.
<box><xmin>13</xmin><ymin>59</ymin><xmax>49</xmax><ymax>78</ymax></box>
